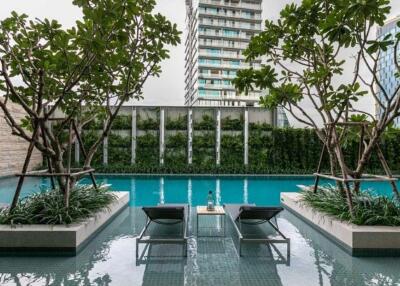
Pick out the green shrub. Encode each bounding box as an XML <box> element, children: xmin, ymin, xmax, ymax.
<box><xmin>249</xmin><ymin>122</ymin><xmax>273</xmax><ymax>131</ymax></box>
<box><xmin>194</xmin><ymin>114</ymin><xmax>215</xmax><ymax>130</ymax></box>
<box><xmin>112</xmin><ymin>115</ymin><xmax>132</xmax><ymax>130</ymax></box>
<box><xmin>221</xmin><ymin>116</ymin><xmax>243</xmax><ymax>131</ymax></box>
<box><xmin>166</xmin><ymin>115</ymin><xmax>187</xmax><ymax>130</ymax></box>
<box><xmin>137</xmin><ymin>115</ymin><xmax>159</xmax><ymax>130</ymax></box>
<box><xmin>301</xmin><ymin>186</ymin><xmax>400</xmax><ymax>226</ymax></box>
<box><xmin>0</xmin><ymin>186</ymin><xmax>116</xmax><ymax>225</ymax></box>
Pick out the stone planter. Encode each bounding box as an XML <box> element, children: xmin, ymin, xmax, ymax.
<box><xmin>281</xmin><ymin>192</ymin><xmax>400</xmax><ymax>257</ymax></box>
<box><xmin>0</xmin><ymin>191</ymin><xmax>129</xmax><ymax>256</ymax></box>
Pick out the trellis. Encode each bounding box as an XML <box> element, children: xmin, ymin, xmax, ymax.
<box><xmin>313</xmin><ymin>122</ymin><xmax>399</xmax><ymax>214</ymax></box>
<box><xmin>11</xmin><ymin>118</ymin><xmax>97</xmax><ymax>211</ymax></box>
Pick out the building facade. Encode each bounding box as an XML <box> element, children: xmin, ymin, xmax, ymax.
<box><xmin>184</xmin><ymin>0</ymin><xmax>263</xmax><ymax>107</ymax></box>
<box><xmin>376</xmin><ymin>15</ymin><xmax>400</xmax><ymax>126</ymax></box>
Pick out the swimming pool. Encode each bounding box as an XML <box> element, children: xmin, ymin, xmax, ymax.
<box><xmin>0</xmin><ymin>175</ymin><xmax>398</xmax><ymax>206</ymax></box>
<box><xmin>0</xmin><ymin>175</ymin><xmax>400</xmax><ymax>285</ymax></box>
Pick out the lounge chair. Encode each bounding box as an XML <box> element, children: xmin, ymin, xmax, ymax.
<box><xmin>136</xmin><ymin>204</ymin><xmax>189</xmax><ymax>259</ymax></box>
<box><xmin>224</xmin><ymin>204</ymin><xmax>290</xmax><ymax>257</ymax></box>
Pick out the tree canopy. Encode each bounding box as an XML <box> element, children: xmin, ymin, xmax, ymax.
<box><xmin>0</xmin><ymin>0</ymin><xmax>180</xmax><ymax>203</ymax></box>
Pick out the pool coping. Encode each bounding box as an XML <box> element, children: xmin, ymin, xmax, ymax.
<box><xmin>0</xmin><ymin>191</ymin><xmax>129</xmax><ymax>257</ymax></box>
<box><xmin>281</xmin><ymin>192</ymin><xmax>400</xmax><ymax>257</ymax></box>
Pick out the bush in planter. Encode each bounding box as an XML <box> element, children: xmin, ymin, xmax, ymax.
<box><xmin>166</xmin><ymin>115</ymin><xmax>187</xmax><ymax>130</ymax></box>
<box><xmin>137</xmin><ymin>115</ymin><xmax>159</xmax><ymax>130</ymax></box>
<box><xmin>302</xmin><ymin>186</ymin><xmax>400</xmax><ymax>226</ymax></box>
<box><xmin>194</xmin><ymin>114</ymin><xmax>215</xmax><ymax>130</ymax></box>
<box><xmin>221</xmin><ymin>134</ymin><xmax>243</xmax><ymax>165</ymax></box>
<box><xmin>0</xmin><ymin>186</ymin><xmax>116</xmax><ymax>225</ymax></box>
<box><xmin>112</xmin><ymin>115</ymin><xmax>132</xmax><ymax>130</ymax></box>
<box><xmin>221</xmin><ymin>116</ymin><xmax>243</xmax><ymax>131</ymax></box>
<box><xmin>249</xmin><ymin>122</ymin><xmax>273</xmax><ymax>131</ymax></box>
<box><xmin>166</xmin><ymin>133</ymin><xmax>187</xmax><ymax>148</ymax></box>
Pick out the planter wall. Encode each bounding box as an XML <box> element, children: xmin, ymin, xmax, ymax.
<box><xmin>281</xmin><ymin>192</ymin><xmax>400</xmax><ymax>257</ymax></box>
<box><xmin>0</xmin><ymin>192</ymin><xmax>129</xmax><ymax>256</ymax></box>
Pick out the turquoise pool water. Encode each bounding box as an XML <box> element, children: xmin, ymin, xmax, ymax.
<box><xmin>0</xmin><ymin>175</ymin><xmax>398</xmax><ymax>206</ymax></box>
<box><xmin>1</xmin><ymin>175</ymin><xmax>400</xmax><ymax>286</ymax></box>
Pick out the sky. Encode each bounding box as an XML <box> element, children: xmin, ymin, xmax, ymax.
<box><xmin>1</xmin><ymin>0</ymin><xmax>400</xmax><ymax>126</ymax></box>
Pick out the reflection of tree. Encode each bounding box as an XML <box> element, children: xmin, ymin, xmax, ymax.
<box><xmin>284</xmin><ymin>212</ymin><xmax>400</xmax><ymax>286</ymax></box>
<box><xmin>0</xmin><ymin>208</ymin><xmax>135</xmax><ymax>286</ymax></box>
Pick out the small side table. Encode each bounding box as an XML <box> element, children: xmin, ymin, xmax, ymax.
<box><xmin>196</xmin><ymin>206</ymin><xmax>226</xmax><ymax>237</ymax></box>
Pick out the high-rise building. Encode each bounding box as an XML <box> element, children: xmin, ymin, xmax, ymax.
<box><xmin>376</xmin><ymin>15</ymin><xmax>400</xmax><ymax>126</ymax></box>
<box><xmin>184</xmin><ymin>0</ymin><xmax>264</xmax><ymax>107</ymax></box>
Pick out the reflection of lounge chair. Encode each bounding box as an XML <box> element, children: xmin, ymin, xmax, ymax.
<box><xmin>224</xmin><ymin>204</ymin><xmax>290</xmax><ymax>256</ymax></box>
<box><xmin>136</xmin><ymin>204</ymin><xmax>188</xmax><ymax>259</ymax></box>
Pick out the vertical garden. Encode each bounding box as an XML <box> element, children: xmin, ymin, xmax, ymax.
<box><xmin>68</xmin><ymin>106</ymin><xmax>400</xmax><ymax>174</ymax></box>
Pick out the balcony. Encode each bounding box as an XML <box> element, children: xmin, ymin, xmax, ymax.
<box><xmin>198</xmin><ymin>50</ymin><xmax>245</xmax><ymax>59</ymax></box>
<box><xmin>199</xmin><ymin>39</ymin><xmax>249</xmax><ymax>49</ymax></box>
<box><xmin>198</xmin><ymin>0</ymin><xmax>262</xmax><ymax>11</ymax></box>
<box><xmin>199</xmin><ymin>30</ymin><xmax>250</xmax><ymax>40</ymax></box>
<box><xmin>199</xmin><ymin>19</ymin><xmax>261</xmax><ymax>30</ymax></box>
<box><xmin>198</xmin><ymin>9</ymin><xmax>262</xmax><ymax>21</ymax></box>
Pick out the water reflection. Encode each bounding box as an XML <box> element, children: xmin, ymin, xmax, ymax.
<box><xmin>0</xmin><ymin>176</ymin><xmax>400</xmax><ymax>285</ymax></box>
<box><xmin>0</xmin><ymin>208</ymin><xmax>399</xmax><ymax>285</ymax></box>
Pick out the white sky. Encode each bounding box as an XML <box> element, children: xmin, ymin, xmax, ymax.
<box><xmin>1</xmin><ymin>0</ymin><xmax>400</xmax><ymax>126</ymax></box>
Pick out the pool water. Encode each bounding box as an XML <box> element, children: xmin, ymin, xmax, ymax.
<box><xmin>0</xmin><ymin>175</ymin><xmax>399</xmax><ymax>286</ymax></box>
<box><xmin>0</xmin><ymin>175</ymin><xmax>398</xmax><ymax>206</ymax></box>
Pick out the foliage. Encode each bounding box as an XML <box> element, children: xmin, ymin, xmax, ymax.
<box><xmin>194</xmin><ymin>114</ymin><xmax>215</xmax><ymax>130</ymax></box>
<box><xmin>0</xmin><ymin>186</ymin><xmax>116</xmax><ymax>225</ymax></box>
<box><xmin>166</xmin><ymin>115</ymin><xmax>187</xmax><ymax>130</ymax></box>
<box><xmin>94</xmin><ymin>163</ymin><xmax>316</xmax><ymax>175</ymax></box>
<box><xmin>249</xmin><ymin>122</ymin><xmax>273</xmax><ymax>131</ymax></box>
<box><xmin>221</xmin><ymin>116</ymin><xmax>243</xmax><ymax>131</ymax></box>
<box><xmin>112</xmin><ymin>115</ymin><xmax>131</xmax><ymax>130</ymax></box>
<box><xmin>0</xmin><ymin>0</ymin><xmax>180</xmax><ymax>195</ymax></box>
<box><xmin>166</xmin><ymin>132</ymin><xmax>187</xmax><ymax>148</ymax></box>
<box><xmin>83</xmin><ymin>120</ymin><xmax>104</xmax><ymax>130</ymax></box>
<box><xmin>136</xmin><ymin>132</ymin><xmax>159</xmax><ymax>165</ymax></box>
<box><xmin>137</xmin><ymin>115</ymin><xmax>159</xmax><ymax>130</ymax></box>
<box><xmin>302</xmin><ymin>186</ymin><xmax>400</xmax><ymax>226</ymax></box>
<box><xmin>232</xmin><ymin>0</ymin><xmax>400</xmax><ymax>198</ymax></box>
<box><xmin>221</xmin><ymin>134</ymin><xmax>243</xmax><ymax>165</ymax></box>
<box><xmin>137</xmin><ymin>132</ymin><xmax>158</xmax><ymax>147</ymax></box>
<box><xmin>83</xmin><ymin>120</ymin><xmax>400</xmax><ymax>174</ymax></box>
<box><xmin>82</xmin><ymin>130</ymin><xmax>102</xmax><ymax>165</ymax></box>
<box><xmin>108</xmin><ymin>132</ymin><xmax>130</xmax><ymax>165</ymax></box>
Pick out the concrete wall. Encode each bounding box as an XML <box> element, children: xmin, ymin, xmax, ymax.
<box><xmin>0</xmin><ymin>101</ymin><xmax>42</xmax><ymax>177</ymax></box>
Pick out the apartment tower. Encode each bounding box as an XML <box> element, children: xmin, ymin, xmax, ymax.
<box><xmin>184</xmin><ymin>0</ymin><xmax>263</xmax><ymax>107</ymax></box>
<box><xmin>376</xmin><ymin>15</ymin><xmax>400</xmax><ymax>126</ymax></box>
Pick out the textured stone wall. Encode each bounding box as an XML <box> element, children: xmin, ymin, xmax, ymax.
<box><xmin>0</xmin><ymin>101</ymin><xmax>42</xmax><ymax>177</ymax></box>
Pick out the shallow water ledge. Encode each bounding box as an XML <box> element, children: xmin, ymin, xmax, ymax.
<box><xmin>281</xmin><ymin>192</ymin><xmax>400</xmax><ymax>257</ymax></box>
<box><xmin>0</xmin><ymin>191</ymin><xmax>129</xmax><ymax>257</ymax></box>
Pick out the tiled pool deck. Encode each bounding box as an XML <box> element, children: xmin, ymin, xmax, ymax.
<box><xmin>0</xmin><ymin>207</ymin><xmax>399</xmax><ymax>286</ymax></box>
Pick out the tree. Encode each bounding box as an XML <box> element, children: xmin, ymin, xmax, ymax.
<box><xmin>233</xmin><ymin>0</ymin><xmax>400</xmax><ymax>205</ymax></box>
<box><xmin>0</xmin><ymin>0</ymin><xmax>180</xmax><ymax>207</ymax></box>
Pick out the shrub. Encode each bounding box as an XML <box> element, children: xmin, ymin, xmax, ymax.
<box><xmin>166</xmin><ymin>115</ymin><xmax>187</xmax><ymax>130</ymax></box>
<box><xmin>0</xmin><ymin>186</ymin><xmax>116</xmax><ymax>225</ymax></box>
<box><xmin>301</xmin><ymin>186</ymin><xmax>400</xmax><ymax>226</ymax></box>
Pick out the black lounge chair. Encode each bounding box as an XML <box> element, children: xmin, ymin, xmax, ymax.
<box><xmin>224</xmin><ymin>204</ymin><xmax>290</xmax><ymax>257</ymax></box>
<box><xmin>136</xmin><ymin>204</ymin><xmax>189</xmax><ymax>259</ymax></box>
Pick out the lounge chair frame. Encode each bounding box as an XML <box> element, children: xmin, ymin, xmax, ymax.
<box><xmin>226</xmin><ymin>205</ymin><xmax>290</xmax><ymax>257</ymax></box>
<box><xmin>136</xmin><ymin>205</ymin><xmax>188</xmax><ymax>259</ymax></box>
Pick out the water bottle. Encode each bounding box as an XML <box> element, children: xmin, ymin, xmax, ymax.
<box><xmin>207</xmin><ymin>190</ymin><xmax>214</xmax><ymax>211</ymax></box>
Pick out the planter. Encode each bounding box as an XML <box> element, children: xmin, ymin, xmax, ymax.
<box><xmin>0</xmin><ymin>191</ymin><xmax>129</xmax><ymax>256</ymax></box>
<box><xmin>281</xmin><ymin>192</ymin><xmax>400</xmax><ymax>257</ymax></box>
